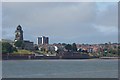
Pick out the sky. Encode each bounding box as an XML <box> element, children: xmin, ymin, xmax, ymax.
<box><xmin>2</xmin><ymin>2</ymin><xmax>118</xmax><ymax>44</ymax></box>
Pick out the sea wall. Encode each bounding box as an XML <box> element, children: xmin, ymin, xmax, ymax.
<box><xmin>2</xmin><ymin>53</ymin><xmax>97</xmax><ymax>60</ymax></box>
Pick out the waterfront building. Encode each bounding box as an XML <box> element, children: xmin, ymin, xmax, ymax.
<box><xmin>23</xmin><ymin>40</ymin><xmax>34</xmax><ymax>50</ymax></box>
<box><xmin>14</xmin><ymin>25</ymin><xmax>34</xmax><ymax>50</ymax></box>
<box><xmin>37</xmin><ymin>36</ymin><xmax>49</xmax><ymax>45</ymax></box>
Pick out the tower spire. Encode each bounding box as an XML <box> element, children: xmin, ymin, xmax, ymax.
<box><xmin>15</xmin><ymin>25</ymin><xmax>23</xmax><ymax>41</ymax></box>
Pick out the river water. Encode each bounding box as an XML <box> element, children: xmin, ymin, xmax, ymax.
<box><xmin>2</xmin><ymin>59</ymin><xmax>118</xmax><ymax>78</ymax></box>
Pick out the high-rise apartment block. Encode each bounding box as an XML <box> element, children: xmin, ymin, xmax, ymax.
<box><xmin>37</xmin><ymin>36</ymin><xmax>49</xmax><ymax>45</ymax></box>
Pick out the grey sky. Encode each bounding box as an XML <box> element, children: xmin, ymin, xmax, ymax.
<box><xmin>2</xmin><ymin>2</ymin><xmax>118</xmax><ymax>44</ymax></box>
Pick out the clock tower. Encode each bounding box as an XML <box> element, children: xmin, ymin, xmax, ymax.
<box><xmin>15</xmin><ymin>25</ymin><xmax>23</xmax><ymax>41</ymax></box>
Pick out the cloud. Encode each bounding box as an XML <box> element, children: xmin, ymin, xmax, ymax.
<box><xmin>93</xmin><ymin>25</ymin><xmax>117</xmax><ymax>35</ymax></box>
<box><xmin>2</xmin><ymin>2</ymin><xmax>118</xmax><ymax>44</ymax></box>
<box><xmin>95</xmin><ymin>2</ymin><xmax>118</xmax><ymax>27</ymax></box>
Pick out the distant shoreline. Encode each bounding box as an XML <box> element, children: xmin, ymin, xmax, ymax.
<box><xmin>99</xmin><ymin>57</ymin><xmax>119</xmax><ymax>59</ymax></box>
<box><xmin>2</xmin><ymin>57</ymin><xmax>119</xmax><ymax>60</ymax></box>
<box><xmin>2</xmin><ymin>53</ymin><xmax>119</xmax><ymax>60</ymax></box>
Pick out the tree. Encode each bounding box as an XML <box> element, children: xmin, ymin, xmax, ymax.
<box><xmin>12</xmin><ymin>47</ymin><xmax>17</xmax><ymax>52</ymax></box>
<box><xmin>2</xmin><ymin>42</ymin><xmax>16</xmax><ymax>54</ymax></box>
<box><xmin>65</xmin><ymin>44</ymin><xmax>72</xmax><ymax>52</ymax></box>
<box><xmin>34</xmin><ymin>46</ymin><xmax>39</xmax><ymax>50</ymax></box>
<box><xmin>14</xmin><ymin>40</ymin><xmax>24</xmax><ymax>49</ymax></box>
<box><xmin>72</xmin><ymin>43</ymin><xmax>77</xmax><ymax>52</ymax></box>
<box><xmin>41</xmin><ymin>47</ymin><xmax>46</xmax><ymax>52</ymax></box>
<box><xmin>62</xmin><ymin>43</ymin><xmax>66</xmax><ymax>46</ymax></box>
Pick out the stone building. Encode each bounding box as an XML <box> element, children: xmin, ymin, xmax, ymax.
<box><xmin>14</xmin><ymin>25</ymin><xmax>34</xmax><ymax>50</ymax></box>
<box><xmin>23</xmin><ymin>40</ymin><xmax>34</xmax><ymax>50</ymax></box>
<box><xmin>15</xmin><ymin>25</ymin><xmax>23</xmax><ymax>41</ymax></box>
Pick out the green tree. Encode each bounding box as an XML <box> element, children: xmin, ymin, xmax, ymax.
<box><xmin>41</xmin><ymin>47</ymin><xmax>46</xmax><ymax>52</ymax></box>
<box><xmin>12</xmin><ymin>47</ymin><xmax>17</xmax><ymax>52</ymax></box>
<box><xmin>2</xmin><ymin>42</ymin><xmax>16</xmax><ymax>54</ymax></box>
<box><xmin>62</xmin><ymin>43</ymin><xmax>66</xmax><ymax>46</ymax></box>
<box><xmin>14</xmin><ymin>40</ymin><xmax>24</xmax><ymax>49</ymax></box>
<box><xmin>34</xmin><ymin>46</ymin><xmax>39</xmax><ymax>50</ymax></box>
<box><xmin>72</xmin><ymin>43</ymin><xmax>77</xmax><ymax>52</ymax></box>
<box><xmin>65</xmin><ymin>44</ymin><xmax>72</xmax><ymax>52</ymax></box>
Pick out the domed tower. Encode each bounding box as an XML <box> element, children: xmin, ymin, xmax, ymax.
<box><xmin>15</xmin><ymin>25</ymin><xmax>23</xmax><ymax>41</ymax></box>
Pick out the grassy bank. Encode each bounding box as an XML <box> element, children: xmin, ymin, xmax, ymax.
<box><xmin>13</xmin><ymin>50</ymin><xmax>33</xmax><ymax>54</ymax></box>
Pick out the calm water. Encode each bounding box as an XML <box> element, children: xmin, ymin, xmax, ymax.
<box><xmin>2</xmin><ymin>59</ymin><xmax>118</xmax><ymax>78</ymax></box>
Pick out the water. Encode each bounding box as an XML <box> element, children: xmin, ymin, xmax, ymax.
<box><xmin>2</xmin><ymin>59</ymin><xmax>118</xmax><ymax>78</ymax></box>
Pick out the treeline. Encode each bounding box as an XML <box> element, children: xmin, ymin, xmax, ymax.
<box><xmin>2</xmin><ymin>42</ymin><xmax>17</xmax><ymax>54</ymax></box>
<box><xmin>64</xmin><ymin>43</ymin><xmax>77</xmax><ymax>52</ymax></box>
<box><xmin>1</xmin><ymin>40</ymin><xmax>26</xmax><ymax>54</ymax></box>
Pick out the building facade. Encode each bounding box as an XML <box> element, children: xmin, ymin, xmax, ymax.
<box><xmin>15</xmin><ymin>25</ymin><xmax>23</xmax><ymax>41</ymax></box>
<box><xmin>37</xmin><ymin>37</ymin><xmax>42</xmax><ymax>45</ymax></box>
<box><xmin>24</xmin><ymin>40</ymin><xmax>34</xmax><ymax>50</ymax></box>
<box><xmin>14</xmin><ymin>25</ymin><xmax>34</xmax><ymax>50</ymax></box>
<box><xmin>37</xmin><ymin>36</ymin><xmax>49</xmax><ymax>45</ymax></box>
